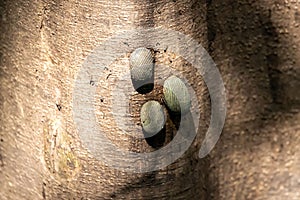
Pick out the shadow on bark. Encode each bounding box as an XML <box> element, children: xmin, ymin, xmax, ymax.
<box><xmin>206</xmin><ymin>0</ymin><xmax>300</xmax><ymax>199</ymax></box>
<box><xmin>205</xmin><ymin>0</ymin><xmax>280</xmax><ymax>198</ymax></box>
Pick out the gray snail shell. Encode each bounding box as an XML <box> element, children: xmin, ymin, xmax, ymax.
<box><xmin>163</xmin><ymin>75</ymin><xmax>191</xmax><ymax>114</ymax></box>
<box><xmin>130</xmin><ymin>47</ymin><xmax>154</xmax><ymax>93</ymax></box>
<box><xmin>140</xmin><ymin>101</ymin><xmax>165</xmax><ymax>135</ymax></box>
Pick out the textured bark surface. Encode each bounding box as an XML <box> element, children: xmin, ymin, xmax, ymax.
<box><xmin>0</xmin><ymin>0</ymin><xmax>299</xmax><ymax>199</ymax></box>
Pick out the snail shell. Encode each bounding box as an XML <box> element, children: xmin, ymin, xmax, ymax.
<box><xmin>140</xmin><ymin>101</ymin><xmax>165</xmax><ymax>135</ymax></box>
<box><xmin>130</xmin><ymin>47</ymin><xmax>154</xmax><ymax>93</ymax></box>
<box><xmin>163</xmin><ymin>75</ymin><xmax>191</xmax><ymax>114</ymax></box>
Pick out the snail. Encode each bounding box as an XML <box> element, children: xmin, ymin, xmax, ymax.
<box><xmin>163</xmin><ymin>75</ymin><xmax>191</xmax><ymax>114</ymax></box>
<box><xmin>140</xmin><ymin>101</ymin><xmax>165</xmax><ymax>135</ymax></box>
<box><xmin>130</xmin><ymin>47</ymin><xmax>154</xmax><ymax>93</ymax></box>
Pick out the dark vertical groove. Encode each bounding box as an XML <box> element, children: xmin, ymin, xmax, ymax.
<box><xmin>206</xmin><ymin>0</ymin><xmax>215</xmax><ymax>54</ymax></box>
<box><xmin>204</xmin><ymin>1</ymin><xmax>216</xmax><ymax>199</ymax></box>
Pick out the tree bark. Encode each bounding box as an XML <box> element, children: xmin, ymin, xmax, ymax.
<box><xmin>0</xmin><ymin>0</ymin><xmax>299</xmax><ymax>199</ymax></box>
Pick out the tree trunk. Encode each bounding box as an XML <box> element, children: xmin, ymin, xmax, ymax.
<box><xmin>0</xmin><ymin>0</ymin><xmax>299</xmax><ymax>199</ymax></box>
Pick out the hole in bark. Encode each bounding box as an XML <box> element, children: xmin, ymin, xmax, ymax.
<box><xmin>56</xmin><ymin>104</ymin><xmax>62</xmax><ymax>111</ymax></box>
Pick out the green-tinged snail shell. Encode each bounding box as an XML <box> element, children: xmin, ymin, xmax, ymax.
<box><xmin>163</xmin><ymin>75</ymin><xmax>191</xmax><ymax>114</ymax></box>
<box><xmin>140</xmin><ymin>101</ymin><xmax>165</xmax><ymax>135</ymax></box>
<box><xmin>130</xmin><ymin>47</ymin><xmax>154</xmax><ymax>93</ymax></box>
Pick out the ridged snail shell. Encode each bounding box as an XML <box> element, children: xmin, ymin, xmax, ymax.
<box><xmin>130</xmin><ymin>47</ymin><xmax>154</xmax><ymax>92</ymax></box>
<box><xmin>163</xmin><ymin>75</ymin><xmax>191</xmax><ymax>114</ymax></box>
<box><xmin>140</xmin><ymin>101</ymin><xmax>165</xmax><ymax>135</ymax></box>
